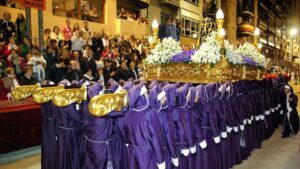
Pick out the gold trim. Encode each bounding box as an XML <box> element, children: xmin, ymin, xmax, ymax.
<box><xmin>89</xmin><ymin>89</ymin><xmax>128</xmax><ymax>117</ymax></box>
<box><xmin>11</xmin><ymin>84</ymin><xmax>40</xmax><ymax>101</ymax></box>
<box><xmin>32</xmin><ymin>85</ymin><xmax>64</xmax><ymax>104</ymax></box>
<box><xmin>53</xmin><ymin>86</ymin><xmax>87</xmax><ymax>107</ymax></box>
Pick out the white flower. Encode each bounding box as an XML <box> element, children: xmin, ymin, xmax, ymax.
<box><xmin>235</xmin><ymin>42</ymin><xmax>268</xmax><ymax>68</ymax></box>
<box><xmin>145</xmin><ymin>37</ymin><xmax>182</xmax><ymax>65</ymax></box>
<box><xmin>191</xmin><ymin>31</ymin><xmax>221</xmax><ymax>64</ymax></box>
<box><xmin>224</xmin><ymin>40</ymin><xmax>243</xmax><ymax>64</ymax></box>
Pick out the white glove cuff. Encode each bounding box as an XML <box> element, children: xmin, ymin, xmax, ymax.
<box><xmin>171</xmin><ymin>157</ymin><xmax>179</xmax><ymax>167</ymax></box>
<box><xmin>213</xmin><ymin>135</ymin><xmax>221</xmax><ymax>144</ymax></box>
<box><xmin>181</xmin><ymin>149</ymin><xmax>189</xmax><ymax>156</ymax></box>
<box><xmin>189</xmin><ymin>145</ymin><xmax>196</xmax><ymax>154</ymax></box>
<box><xmin>157</xmin><ymin>161</ymin><xmax>166</xmax><ymax>169</ymax></box>
<box><xmin>199</xmin><ymin>139</ymin><xmax>207</xmax><ymax>149</ymax></box>
<box><xmin>221</xmin><ymin>131</ymin><xmax>228</xmax><ymax>138</ymax></box>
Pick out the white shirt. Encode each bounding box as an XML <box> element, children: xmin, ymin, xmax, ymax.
<box><xmin>102</xmin><ymin>38</ymin><xmax>109</xmax><ymax>47</ymax></box>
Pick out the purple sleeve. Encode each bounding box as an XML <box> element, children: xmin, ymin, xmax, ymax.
<box><xmin>184</xmin><ymin>110</ymin><xmax>195</xmax><ymax>147</ymax></box>
<box><xmin>163</xmin><ymin>112</ymin><xmax>178</xmax><ymax>158</ymax></box>
<box><xmin>218</xmin><ymin>103</ymin><xmax>227</xmax><ymax>133</ymax></box>
<box><xmin>148</xmin><ymin>111</ymin><xmax>165</xmax><ymax>164</ymax></box>
<box><xmin>208</xmin><ymin>104</ymin><xmax>220</xmax><ymax>141</ymax></box>
<box><xmin>192</xmin><ymin>109</ymin><xmax>205</xmax><ymax>141</ymax></box>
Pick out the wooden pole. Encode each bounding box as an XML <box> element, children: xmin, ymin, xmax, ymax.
<box><xmin>25</xmin><ymin>7</ymin><xmax>32</xmax><ymax>40</ymax></box>
<box><xmin>38</xmin><ymin>10</ymin><xmax>44</xmax><ymax>51</ymax></box>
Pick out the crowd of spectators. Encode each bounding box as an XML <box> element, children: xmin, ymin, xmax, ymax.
<box><xmin>118</xmin><ymin>8</ymin><xmax>148</xmax><ymax>24</ymax></box>
<box><xmin>0</xmin><ymin>12</ymin><xmax>151</xmax><ymax>100</ymax></box>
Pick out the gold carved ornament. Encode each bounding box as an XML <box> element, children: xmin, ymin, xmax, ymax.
<box><xmin>11</xmin><ymin>83</ymin><xmax>40</xmax><ymax>101</ymax></box>
<box><xmin>52</xmin><ymin>86</ymin><xmax>87</xmax><ymax>107</ymax></box>
<box><xmin>88</xmin><ymin>89</ymin><xmax>128</xmax><ymax>117</ymax></box>
<box><xmin>32</xmin><ymin>85</ymin><xmax>64</xmax><ymax>104</ymax></box>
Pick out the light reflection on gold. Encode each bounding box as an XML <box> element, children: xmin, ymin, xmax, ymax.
<box><xmin>88</xmin><ymin>89</ymin><xmax>128</xmax><ymax>117</ymax></box>
<box><xmin>11</xmin><ymin>84</ymin><xmax>40</xmax><ymax>101</ymax></box>
<box><xmin>53</xmin><ymin>86</ymin><xmax>87</xmax><ymax>107</ymax></box>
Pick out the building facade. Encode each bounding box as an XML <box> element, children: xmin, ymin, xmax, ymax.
<box><xmin>0</xmin><ymin>0</ymin><xmax>299</xmax><ymax>60</ymax></box>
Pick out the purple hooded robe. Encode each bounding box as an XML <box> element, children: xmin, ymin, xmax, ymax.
<box><xmin>123</xmin><ymin>84</ymin><xmax>166</xmax><ymax>169</ymax></box>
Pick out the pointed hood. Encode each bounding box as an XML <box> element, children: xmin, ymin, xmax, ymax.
<box><xmin>176</xmin><ymin>83</ymin><xmax>190</xmax><ymax>106</ymax></box>
<box><xmin>88</xmin><ymin>82</ymin><xmax>103</xmax><ymax>99</ymax></box>
<box><xmin>205</xmin><ymin>83</ymin><xmax>218</xmax><ymax>101</ymax></box>
<box><xmin>218</xmin><ymin>82</ymin><xmax>229</xmax><ymax>99</ymax></box>
<box><xmin>189</xmin><ymin>86</ymin><xmax>198</xmax><ymax>105</ymax></box>
<box><xmin>149</xmin><ymin>85</ymin><xmax>163</xmax><ymax>111</ymax></box>
<box><xmin>196</xmin><ymin>84</ymin><xmax>207</xmax><ymax>102</ymax></box>
<box><xmin>149</xmin><ymin>80</ymin><xmax>159</xmax><ymax>89</ymax></box>
<box><xmin>163</xmin><ymin>84</ymin><xmax>176</xmax><ymax>106</ymax></box>
<box><xmin>123</xmin><ymin>81</ymin><xmax>134</xmax><ymax>91</ymax></box>
<box><xmin>109</xmin><ymin>79</ymin><xmax>119</xmax><ymax>92</ymax></box>
<box><xmin>128</xmin><ymin>83</ymin><xmax>149</xmax><ymax>110</ymax></box>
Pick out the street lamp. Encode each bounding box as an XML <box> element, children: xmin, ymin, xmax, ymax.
<box><xmin>216</xmin><ymin>9</ymin><xmax>224</xmax><ymax>32</ymax></box>
<box><xmin>148</xmin><ymin>36</ymin><xmax>154</xmax><ymax>48</ymax></box>
<box><xmin>219</xmin><ymin>28</ymin><xmax>226</xmax><ymax>48</ymax></box>
<box><xmin>216</xmin><ymin>9</ymin><xmax>225</xmax><ymax>47</ymax></box>
<box><xmin>254</xmin><ymin>27</ymin><xmax>260</xmax><ymax>48</ymax></box>
<box><xmin>152</xmin><ymin>19</ymin><xmax>159</xmax><ymax>43</ymax></box>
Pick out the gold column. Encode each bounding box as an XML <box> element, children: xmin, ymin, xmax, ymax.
<box><xmin>253</xmin><ymin>0</ymin><xmax>259</xmax><ymax>27</ymax></box>
<box><xmin>221</xmin><ymin>0</ymin><xmax>237</xmax><ymax>45</ymax></box>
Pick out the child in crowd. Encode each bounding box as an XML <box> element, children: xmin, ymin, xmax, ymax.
<box><xmin>27</xmin><ymin>46</ymin><xmax>46</xmax><ymax>83</ymax></box>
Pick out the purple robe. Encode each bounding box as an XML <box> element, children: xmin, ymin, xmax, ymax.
<box><xmin>41</xmin><ymin>101</ymin><xmax>58</xmax><ymax>169</ymax></box>
<box><xmin>52</xmin><ymin>103</ymin><xmax>82</xmax><ymax>169</ymax></box>
<box><xmin>123</xmin><ymin>84</ymin><xmax>166</xmax><ymax>169</ymax></box>
<box><xmin>199</xmin><ymin>83</ymin><xmax>222</xmax><ymax>169</ymax></box>
<box><xmin>82</xmin><ymin>82</ymin><xmax>127</xmax><ymax>169</ymax></box>
<box><xmin>149</xmin><ymin>85</ymin><xmax>179</xmax><ymax>169</ymax></box>
<box><xmin>175</xmin><ymin>83</ymin><xmax>196</xmax><ymax>169</ymax></box>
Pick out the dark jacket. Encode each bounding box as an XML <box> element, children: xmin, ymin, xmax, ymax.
<box><xmin>19</xmin><ymin>75</ymin><xmax>37</xmax><ymax>85</ymax></box>
<box><xmin>80</xmin><ymin>57</ymin><xmax>97</xmax><ymax>76</ymax></box>
<box><xmin>115</xmin><ymin>67</ymin><xmax>133</xmax><ymax>82</ymax></box>
<box><xmin>47</xmin><ymin>65</ymin><xmax>66</xmax><ymax>84</ymax></box>
<box><xmin>66</xmin><ymin>69</ymin><xmax>82</xmax><ymax>82</ymax></box>
<box><xmin>0</xmin><ymin>19</ymin><xmax>15</xmax><ymax>42</ymax></box>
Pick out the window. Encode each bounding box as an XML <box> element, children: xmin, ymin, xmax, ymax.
<box><xmin>184</xmin><ymin>0</ymin><xmax>199</xmax><ymax>6</ymax></box>
<box><xmin>0</xmin><ymin>0</ymin><xmax>24</xmax><ymax>9</ymax></box>
<box><xmin>181</xmin><ymin>17</ymin><xmax>199</xmax><ymax>38</ymax></box>
<box><xmin>52</xmin><ymin>0</ymin><xmax>105</xmax><ymax>23</ymax></box>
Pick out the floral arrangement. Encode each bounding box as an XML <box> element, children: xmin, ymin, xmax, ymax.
<box><xmin>235</xmin><ymin>42</ymin><xmax>268</xmax><ymax>68</ymax></box>
<box><xmin>170</xmin><ymin>50</ymin><xmax>195</xmax><ymax>63</ymax></box>
<box><xmin>145</xmin><ymin>37</ymin><xmax>182</xmax><ymax>65</ymax></box>
<box><xmin>224</xmin><ymin>40</ymin><xmax>243</xmax><ymax>65</ymax></box>
<box><xmin>191</xmin><ymin>31</ymin><xmax>221</xmax><ymax>64</ymax></box>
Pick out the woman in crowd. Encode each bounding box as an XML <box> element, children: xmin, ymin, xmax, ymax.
<box><xmin>20</xmin><ymin>36</ymin><xmax>31</xmax><ymax>58</ymax></box>
<box><xmin>89</xmin><ymin>7</ymin><xmax>99</xmax><ymax>21</ymax></box>
<box><xmin>50</xmin><ymin>26</ymin><xmax>64</xmax><ymax>41</ymax></box>
<box><xmin>4</xmin><ymin>37</ymin><xmax>19</xmax><ymax>58</ymax></box>
<box><xmin>43</xmin><ymin>45</ymin><xmax>56</xmax><ymax>79</ymax></box>
<box><xmin>7</xmin><ymin>49</ymin><xmax>26</xmax><ymax>78</ymax></box>
<box><xmin>0</xmin><ymin>12</ymin><xmax>15</xmax><ymax>42</ymax></box>
<box><xmin>0</xmin><ymin>67</ymin><xmax>19</xmax><ymax>100</ymax></box>
<box><xmin>71</xmin><ymin>31</ymin><xmax>85</xmax><ymax>52</ymax></box>
<box><xmin>19</xmin><ymin>66</ymin><xmax>36</xmax><ymax>85</ymax></box>
<box><xmin>44</xmin><ymin>28</ymin><xmax>51</xmax><ymax>47</ymax></box>
<box><xmin>72</xmin><ymin>23</ymin><xmax>80</xmax><ymax>34</ymax></box>
<box><xmin>81</xmin><ymin>5</ymin><xmax>89</xmax><ymax>21</ymax></box>
<box><xmin>15</xmin><ymin>13</ymin><xmax>26</xmax><ymax>44</ymax></box>
<box><xmin>66</xmin><ymin>60</ymin><xmax>82</xmax><ymax>83</ymax></box>
<box><xmin>82</xmin><ymin>67</ymin><xmax>94</xmax><ymax>82</ymax></box>
<box><xmin>58</xmin><ymin>40</ymin><xmax>68</xmax><ymax>51</ymax></box>
<box><xmin>27</xmin><ymin>46</ymin><xmax>47</xmax><ymax>83</ymax></box>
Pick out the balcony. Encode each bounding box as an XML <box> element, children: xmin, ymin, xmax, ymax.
<box><xmin>160</xmin><ymin>0</ymin><xmax>180</xmax><ymax>7</ymax></box>
<box><xmin>116</xmin><ymin>19</ymin><xmax>148</xmax><ymax>37</ymax></box>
